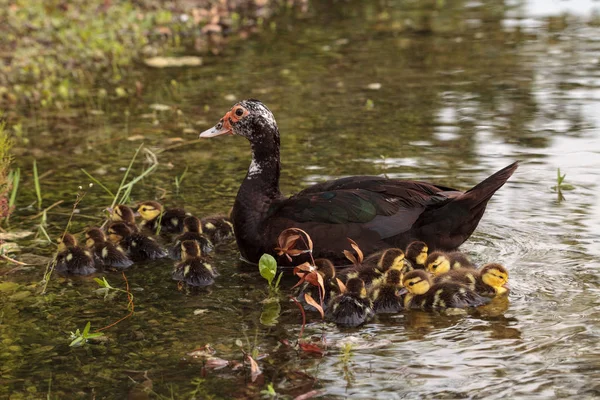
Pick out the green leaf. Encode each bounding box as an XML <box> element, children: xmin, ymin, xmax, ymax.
<box><xmin>86</xmin><ymin>332</ymin><xmax>104</xmax><ymax>339</ymax></box>
<box><xmin>260</xmin><ymin>301</ymin><xmax>281</xmax><ymax>327</ymax></box>
<box><xmin>69</xmin><ymin>337</ymin><xmax>83</xmax><ymax>347</ymax></box>
<box><xmin>82</xmin><ymin>321</ymin><xmax>91</xmax><ymax>337</ymax></box>
<box><xmin>258</xmin><ymin>254</ymin><xmax>277</xmax><ymax>286</ymax></box>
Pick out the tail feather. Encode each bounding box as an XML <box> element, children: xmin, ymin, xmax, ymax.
<box><xmin>462</xmin><ymin>161</ymin><xmax>519</xmax><ymax>210</ymax></box>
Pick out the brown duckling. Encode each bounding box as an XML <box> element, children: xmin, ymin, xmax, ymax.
<box><xmin>55</xmin><ymin>233</ymin><xmax>96</xmax><ymax>276</ymax></box>
<box><xmin>434</xmin><ymin>263</ymin><xmax>509</xmax><ymax>297</ymax></box>
<box><xmin>425</xmin><ymin>251</ymin><xmax>476</xmax><ymax>276</ymax></box>
<box><xmin>371</xmin><ymin>269</ymin><xmax>403</xmax><ymax>314</ymax></box>
<box><xmin>296</xmin><ymin>258</ymin><xmax>341</xmax><ymax>311</ymax></box>
<box><xmin>405</xmin><ymin>241</ymin><xmax>429</xmax><ymax>269</ymax></box>
<box><xmin>339</xmin><ymin>247</ymin><xmax>405</xmax><ymax>287</ymax></box>
<box><xmin>109</xmin><ymin>205</ymin><xmax>139</xmax><ymax>232</ymax></box>
<box><xmin>172</xmin><ymin>240</ymin><xmax>217</xmax><ymax>287</ymax></box>
<box><xmin>169</xmin><ymin>216</ymin><xmax>214</xmax><ymax>260</ymax></box>
<box><xmin>85</xmin><ymin>228</ymin><xmax>133</xmax><ymax>269</ymax></box>
<box><xmin>107</xmin><ymin>222</ymin><xmax>167</xmax><ymax>261</ymax></box>
<box><xmin>325</xmin><ymin>277</ymin><xmax>374</xmax><ymax>327</ymax></box>
<box><xmin>200</xmin><ymin>215</ymin><xmax>235</xmax><ymax>244</ymax></box>
<box><xmin>137</xmin><ymin>201</ymin><xmax>189</xmax><ymax>234</ymax></box>
<box><xmin>402</xmin><ymin>270</ymin><xmax>488</xmax><ymax>310</ymax></box>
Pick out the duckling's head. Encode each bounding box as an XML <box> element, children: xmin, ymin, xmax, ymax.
<box><xmin>346</xmin><ymin>277</ymin><xmax>367</xmax><ymax>298</ymax></box>
<box><xmin>406</xmin><ymin>241</ymin><xmax>428</xmax><ymax>266</ymax></box>
<box><xmin>315</xmin><ymin>258</ymin><xmax>335</xmax><ymax>279</ymax></box>
<box><xmin>181</xmin><ymin>240</ymin><xmax>201</xmax><ymax>259</ymax></box>
<box><xmin>107</xmin><ymin>222</ymin><xmax>132</xmax><ymax>244</ymax></box>
<box><xmin>378</xmin><ymin>248</ymin><xmax>405</xmax><ymax>272</ymax></box>
<box><xmin>183</xmin><ymin>216</ymin><xmax>202</xmax><ymax>233</ymax></box>
<box><xmin>85</xmin><ymin>228</ymin><xmax>106</xmax><ymax>248</ymax></box>
<box><xmin>57</xmin><ymin>233</ymin><xmax>77</xmax><ymax>252</ymax></box>
<box><xmin>199</xmin><ymin>100</ymin><xmax>278</xmax><ymax>144</ymax></box>
<box><xmin>480</xmin><ymin>263</ymin><xmax>509</xmax><ymax>294</ymax></box>
<box><xmin>384</xmin><ymin>269</ymin><xmax>402</xmax><ymax>286</ymax></box>
<box><xmin>425</xmin><ymin>252</ymin><xmax>451</xmax><ymax>276</ymax></box>
<box><xmin>137</xmin><ymin>201</ymin><xmax>163</xmax><ymax>221</ymax></box>
<box><xmin>111</xmin><ymin>205</ymin><xmax>137</xmax><ymax>224</ymax></box>
<box><xmin>402</xmin><ymin>270</ymin><xmax>432</xmax><ymax>295</ymax></box>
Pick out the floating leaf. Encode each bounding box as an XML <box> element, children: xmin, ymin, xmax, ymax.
<box><xmin>246</xmin><ymin>355</ymin><xmax>262</xmax><ymax>382</ymax></box>
<box><xmin>144</xmin><ymin>56</ymin><xmax>203</xmax><ymax>68</ymax></box>
<box><xmin>0</xmin><ymin>231</ymin><xmax>34</xmax><ymax>240</ymax></box>
<box><xmin>205</xmin><ymin>357</ymin><xmax>230</xmax><ymax>370</ymax></box>
<box><xmin>294</xmin><ymin>390</ymin><xmax>321</xmax><ymax>400</ymax></box>
<box><xmin>149</xmin><ymin>103</ymin><xmax>171</xmax><ymax>111</ymax></box>
<box><xmin>258</xmin><ymin>253</ymin><xmax>277</xmax><ymax>286</ymax></box>
<box><xmin>304</xmin><ymin>293</ymin><xmax>324</xmax><ymax>319</ymax></box>
<box><xmin>298</xmin><ymin>341</ymin><xmax>324</xmax><ymax>356</ymax></box>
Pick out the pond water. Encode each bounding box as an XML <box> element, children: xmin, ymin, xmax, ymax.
<box><xmin>2</xmin><ymin>0</ymin><xmax>600</xmax><ymax>398</ymax></box>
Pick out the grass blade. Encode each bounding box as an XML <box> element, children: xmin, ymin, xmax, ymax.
<box><xmin>81</xmin><ymin>169</ymin><xmax>114</xmax><ymax>197</ymax></box>
<box><xmin>33</xmin><ymin>160</ymin><xmax>42</xmax><ymax>210</ymax></box>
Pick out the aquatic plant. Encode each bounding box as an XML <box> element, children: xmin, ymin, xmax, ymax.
<box><xmin>258</xmin><ymin>253</ymin><xmax>283</xmax><ymax>294</ymax></box>
<box><xmin>0</xmin><ymin>119</ymin><xmax>14</xmax><ymax>222</ymax></box>
<box><xmin>552</xmin><ymin>168</ymin><xmax>575</xmax><ymax>202</ymax></box>
<box><xmin>69</xmin><ymin>321</ymin><xmax>105</xmax><ymax>347</ymax></box>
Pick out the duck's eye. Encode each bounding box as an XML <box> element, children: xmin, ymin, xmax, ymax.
<box><xmin>409</xmin><ymin>282</ymin><xmax>415</xmax><ymax>286</ymax></box>
<box><xmin>235</xmin><ymin>107</ymin><xmax>244</xmax><ymax>117</ymax></box>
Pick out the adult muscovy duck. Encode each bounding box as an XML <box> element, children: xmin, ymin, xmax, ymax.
<box><xmin>200</xmin><ymin>99</ymin><xmax>518</xmax><ymax>265</ymax></box>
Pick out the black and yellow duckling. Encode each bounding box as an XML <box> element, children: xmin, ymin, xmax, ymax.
<box><xmin>433</xmin><ymin>263</ymin><xmax>509</xmax><ymax>298</ymax></box>
<box><xmin>172</xmin><ymin>240</ymin><xmax>217</xmax><ymax>287</ymax></box>
<box><xmin>55</xmin><ymin>233</ymin><xmax>96</xmax><ymax>276</ymax></box>
<box><xmin>169</xmin><ymin>216</ymin><xmax>214</xmax><ymax>260</ymax></box>
<box><xmin>109</xmin><ymin>205</ymin><xmax>139</xmax><ymax>232</ymax></box>
<box><xmin>339</xmin><ymin>247</ymin><xmax>406</xmax><ymax>287</ymax></box>
<box><xmin>402</xmin><ymin>270</ymin><xmax>488</xmax><ymax>310</ymax></box>
<box><xmin>137</xmin><ymin>201</ymin><xmax>189</xmax><ymax>234</ymax></box>
<box><xmin>296</xmin><ymin>258</ymin><xmax>341</xmax><ymax>311</ymax></box>
<box><xmin>107</xmin><ymin>222</ymin><xmax>167</xmax><ymax>261</ymax></box>
<box><xmin>200</xmin><ymin>215</ymin><xmax>235</xmax><ymax>245</ymax></box>
<box><xmin>405</xmin><ymin>241</ymin><xmax>429</xmax><ymax>269</ymax></box>
<box><xmin>325</xmin><ymin>278</ymin><xmax>374</xmax><ymax>327</ymax></box>
<box><xmin>425</xmin><ymin>251</ymin><xmax>476</xmax><ymax>276</ymax></box>
<box><xmin>85</xmin><ymin>228</ymin><xmax>133</xmax><ymax>269</ymax></box>
<box><xmin>370</xmin><ymin>269</ymin><xmax>404</xmax><ymax>314</ymax></box>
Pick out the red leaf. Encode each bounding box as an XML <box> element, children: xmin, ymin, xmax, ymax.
<box><xmin>347</xmin><ymin>238</ymin><xmax>364</xmax><ymax>263</ymax></box>
<box><xmin>275</xmin><ymin>228</ymin><xmax>314</xmax><ymax>261</ymax></box>
<box><xmin>290</xmin><ymin>296</ymin><xmax>306</xmax><ymax>339</ymax></box>
<box><xmin>304</xmin><ymin>293</ymin><xmax>324</xmax><ymax>319</ymax></box>
<box><xmin>205</xmin><ymin>357</ymin><xmax>229</xmax><ymax>370</ymax></box>
<box><xmin>336</xmin><ymin>278</ymin><xmax>347</xmax><ymax>294</ymax></box>
<box><xmin>343</xmin><ymin>250</ymin><xmax>358</xmax><ymax>266</ymax></box>
<box><xmin>294</xmin><ymin>390</ymin><xmax>321</xmax><ymax>400</ymax></box>
<box><xmin>246</xmin><ymin>355</ymin><xmax>262</xmax><ymax>382</ymax></box>
<box><xmin>298</xmin><ymin>341</ymin><xmax>324</xmax><ymax>356</ymax></box>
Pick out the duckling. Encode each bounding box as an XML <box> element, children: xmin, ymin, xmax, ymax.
<box><xmin>434</xmin><ymin>263</ymin><xmax>509</xmax><ymax>297</ymax></box>
<box><xmin>339</xmin><ymin>248</ymin><xmax>405</xmax><ymax>287</ymax></box>
<box><xmin>168</xmin><ymin>216</ymin><xmax>214</xmax><ymax>260</ymax></box>
<box><xmin>137</xmin><ymin>201</ymin><xmax>189</xmax><ymax>234</ymax></box>
<box><xmin>405</xmin><ymin>241</ymin><xmax>429</xmax><ymax>269</ymax></box>
<box><xmin>296</xmin><ymin>258</ymin><xmax>341</xmax><ymax>311</ymax></box>
<box><xmin>109</xmin><ymin>205</ymin><xmax>139</xmax><ymax>232</ymax></box>
<box><xmin>172</xmin><ymin>240</ymin><xmax>217</xmax><ymax>287</ymax></box>
<box><xmin>200</xmin><ymin>215</ymin><xmax>235</xmax><ymax>244</ymax></box>
<box><xmin>370</xmin><ymin>269</ymin><xmax>403</xmax><ymax>314</ymax></box>
<box><xmin>107</xmin><ymin>222</ymin><xmax>167</xmax><ymax>261</ymax></box>
<box><xmin>402</xmin><ymin>270</ymin><xmax>488</xmax><ymax>310</ymax></box>
<box><xmin>325</xmin><ymin>278</ymin><xmax>374</xmax><ymax>327</ymax></box>
<box><xmin>425</xmin><ymin>251</ymin><xmax>476</xmax><ymax>276</ymax></box>
<box><xmin>55</xmin><ymin>233</ymin><xmax>96</xmax><ymax>276</ymax></box>
<box><xmin>85</xmin><ymin>228</ymin><xmax>133</xmax><ymax>269</ymax></box>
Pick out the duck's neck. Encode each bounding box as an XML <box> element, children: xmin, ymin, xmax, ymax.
<box><xmin>241</xmin><ymin>134</ymin><xmax>282</xmax><ymax>200</ymax></box>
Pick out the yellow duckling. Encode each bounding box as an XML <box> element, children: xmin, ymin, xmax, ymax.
<box><xmin>169</xmin><ymin>216</ymin><xmax>214</xmax><ymax>260</ymax></box>
<box><xmin>402</xmin><ymin>270</ymin><xmax>488</xmax><ymax>310</ymax></box>
<box><xmin>325</xmin><ymin>278</ymin><xmax>374</xmax><ymax>327</ymax></box>
<box><xmin>172</xmin><ymin>240</ymin><xmax>217</xmax><ymax>287</ymax></box>
<box><xmin>55</xmin><ymin>233</ymin><xmax>96</xmax><ymax>275</ymax></box>
<box><xmin>201</xmin><ymin>215</ymin><xmax>235</xmax><ymax>245</ymax></box>
<box><xmin>434</xmin><ymin>263</ymin><xmax>509</xmax><ymax>297</ymax></box>
<box><xmin>137</xmin><ymin>201</ymin><xmax>189</xmax><ymax>234</ymax></box>
<box><xmin>339</xmin><ymin>248</ymin><xmax>405</xmax><ymax>287</ymax></box>
<box><xmin>109</xmin><ymin>205</ymin><xmax>139</xmax><ymax>232</ymax></box>
<box><xmin>107</xmin><ymin>222</ymin><xmax>167</xmax><ymax>261</ymax></box>
<box><xmin>425</xmin><ymin>251</ymin><xmax>476</xmax><ymax>276</ymax></box>
<box><xmin>370</xmin><ymin>269</ymin><xmax>403</xmax><ymax>314</ymax></box>
<box><xmin>405</xmin><ymin>241</ymin><xmax>429</xmax><ymax>269</ymax></box>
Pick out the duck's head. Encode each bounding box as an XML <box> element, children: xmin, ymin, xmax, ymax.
<box><xmin>425</xmin><ymin>252</ymin><xmax>451</xmax><ymax>276</ymax></box>
<box><xmin>199</xmin><ymin>99</ymin><xmax>278</xmax><ymax>142</ymax></box>
<box><xmin>402</xmin><ymin>270</ymin><xmax>431</xmax><ymax>295</ymax></box>
<box><xmin>378</xmin><ymin>248</ymin><xmax>405</xmax><ymax>272</ymax></box>
<box><xmin>315</xmin><ymin>258</ymin><xmax>335</xmax><ymax>279</ymax></box>
<box><xmin>346</xmin><ymin>277</ymin><xmax>367</xmax><ymax>298</ymax></box>
<box><xmin>406</xmin><ymin>241</ymin><xmax>428</xmax><ymax>266</ymax></box>
<box><xmin>137</xmin><ymin>201</ymin><xmax>163</xmax><ymax>221</ymax></box>
<box><xmin>183</xmin><ymin>216</ymin><xmax>202</xmax><ymax>233</ymax></box>
<box><xmin>384</xmin><ymin>269</ymin><xmax>402</xmax><ymax>286</ymax></box>
<box><xmin>181</xmin><ymin>240</ymin><xmax>201</xmax><ymax>259</ymax></box>
<box><xmin>480</xmin><ymin>263</ymin><xmax>509</xmax><ymax>295</ymax></box>
<box><xmin>107</xmin><ymin>222</ymin><xmax>132</xmax><ymax>244</ymax></box>
<box><xmin>85</xmin><ymin>228</ymin><xmax>106</xmax><ymax>248</ymax></box>
<box><xmin>57</xmin><ymin>233</ymin><xmax>77</xmax><ymax>252</ymax></box>
<box><xmin>111</xmin><ymin>205</ymin><xmax>137</xmax><ymax>224</ymax></box>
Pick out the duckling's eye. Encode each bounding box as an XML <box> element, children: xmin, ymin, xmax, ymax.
<box><xmin>235</xmin><ymin>107</ymin><xmax>244</xmax><ymax>117</ymax></box>
<box><xmin>409</xmin><ymin>282</ymin><xmax>415</xmax><ymax>286</ymax></box>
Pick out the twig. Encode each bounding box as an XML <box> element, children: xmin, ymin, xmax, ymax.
<box><xmin>96</xmin><ymin>271</ymin><xmax>135</xmax><ymax>332</ymax></box>
<box><xmin>290</xmin><ymin>296</ymin><xmax>306</xmax><ymax>339</ymax></box>
<box><xmin>0</xmin><ymin>254</ymin><xmax>29</xmax><ymax>266</ymax></box>
<box><xmin>26</xmin><ymin>200</ymin><xmax>64</xmax><ymax>220</ymax></box>
<box><xmin>155</xmin><ymin>138</ymin><xmax>203</xmax><ymax>154</ymax></box>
